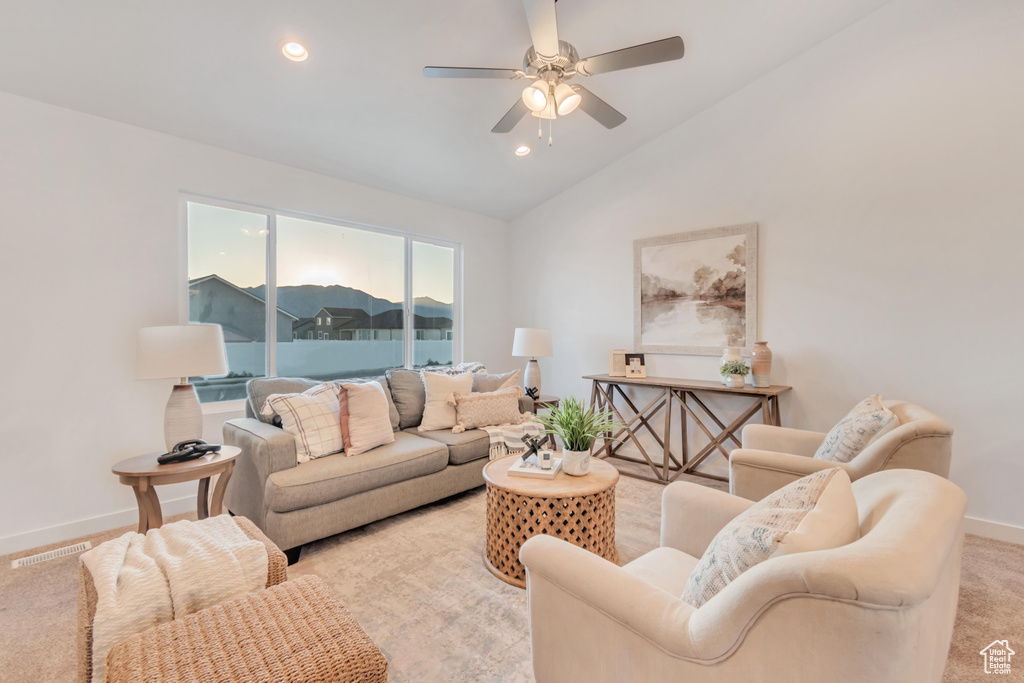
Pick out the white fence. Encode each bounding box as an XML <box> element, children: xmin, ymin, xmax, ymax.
<box><xmin>225</xmin><ymin>340</ymin><xmax>453</xmax><ymax>378</ymax></box>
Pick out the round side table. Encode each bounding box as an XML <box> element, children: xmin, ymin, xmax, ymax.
<box><xmin>112</xmin><ymin>446</ymin><xmax>241</xmax><ymax>533</ymax></box>
<box><xmin>483</xmin><ymin>454</ymin><xmax>619</xmax><ymax>588</ymax></box>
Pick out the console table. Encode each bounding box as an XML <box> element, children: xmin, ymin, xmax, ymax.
<box><xmin>584</xmin><ymin>374</ymin><xmax>792</xmax><ymax>485</ymax></box>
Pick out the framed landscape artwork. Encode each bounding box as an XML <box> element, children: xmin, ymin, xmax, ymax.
<box><xmin>634</xmin><ymin>223</ymin><xmax>758</xmax><ymax>356</ymax></box>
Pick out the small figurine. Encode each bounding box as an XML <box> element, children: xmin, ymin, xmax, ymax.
<box><xmin>525</xmin><ymin>386</ymin><xmax>540</xmax><ymax>400</ymax></box>
<box><xmin>520</xmin><ymin>435</ymin><xmax>546</xmax><ymax>463</ymax></box>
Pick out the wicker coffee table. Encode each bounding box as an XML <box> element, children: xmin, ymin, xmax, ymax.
<box><xmin>483</xmin><ymin>454</ymin><xmax>619</xmax><ymax>588</ymax></box>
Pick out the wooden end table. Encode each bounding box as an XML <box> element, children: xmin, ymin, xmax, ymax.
<box><xmin>112</xmin><ymin>446</ymin><xmax>241</xmax><ymax>533</ymax></box>
<box><xmin>483</xmin><ymin>454</ymin><xmax>619</xmax><ymax>588</ymax></box>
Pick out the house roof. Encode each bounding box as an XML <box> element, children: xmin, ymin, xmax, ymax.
<box><xmin>335</xmin><ymin>309</ymin><xmax>452</xmax><ymax>330</ymax></box>
<box><xmin>189</xmin><ymin>274</ymin><xmax>299</xmax><ymax>321</ymax></box>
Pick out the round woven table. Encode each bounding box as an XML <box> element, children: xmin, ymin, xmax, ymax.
<box><xmin>483</xmin><ymin>454</ymin><xmax>619</xmax><ymax>588</ymax></box>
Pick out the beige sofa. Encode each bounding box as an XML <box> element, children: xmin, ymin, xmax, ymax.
<box><xmin>520</xmin><ymin>469</ymin><xmax>966</xmax><ymax>683</ymax></box>
<box><xmin>730</xmin><ymin>399</ymin><xmax>953</xmax><ymax>501</ymax></box>
<box><xmin>223</xmin><ymin>372</ymin><xmax>532</xmax><ymax>561</ymax></box>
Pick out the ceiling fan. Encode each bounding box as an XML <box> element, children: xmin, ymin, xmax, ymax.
<box><xmin>423</xmin><ymin>0</ymin><xmax>684</xmax><ymax>142</ymax></box>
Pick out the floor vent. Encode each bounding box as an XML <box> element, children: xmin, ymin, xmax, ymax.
<box><xmin>11</xmin><ymin>541</ymin><xmax>92</xmax><ymax>569</ymax></box>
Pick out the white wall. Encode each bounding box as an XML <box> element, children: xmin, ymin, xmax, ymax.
<box><xmin>0</xmin><ymin>93</ymin><xmax>513</xmax><ymax>554</ymax></box>
<box><xmin>508</xmin><ymin>0</ymin><xmax>1024</xmax><ymax>535</ymax></box>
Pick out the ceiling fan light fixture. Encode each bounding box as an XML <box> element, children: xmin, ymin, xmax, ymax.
<box><xmin>554</xmin><ymin>83</ymin><xmax>581</xmax><ymax>115</ymax></box>
<box><xmin>282</xmin><ymin>42</ymin><xmax>308</xmax><ymax>62</ymax></box>
<box><xmin>521</xmin><ymin>81</ymin><xmax>549</xmax><ymax>112</ymax></box>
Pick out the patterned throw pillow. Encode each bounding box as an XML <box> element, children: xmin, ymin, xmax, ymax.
<box><xmin>813</xmin><ymin>394</ymin><xmax>899</xmax><ymax>463</ymax></box>
<box><xmin>262</xmin><ymin>383</ymin><xmax>344</xmax><ymax>464</ymax></box>
<box><xmin>418</xmin><ymin>371</ymin><xmax>475</xmax><ymax>431</ymax></box>
<box><xmin>452</xmin><ymin>386</ymin><xmax>525</xmax><ymax>433</ymax></box>
<box><xmin>338</xmin><ymin>381</ymin><xmax>395</xmax><ymax>456</ymax></box>
<box><xmin>681</xmin><ymin>468</ymin><xmax>859</xmax><ymax>608</ymax></box>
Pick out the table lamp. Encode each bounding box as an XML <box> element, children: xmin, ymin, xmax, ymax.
<box><xmin>512</xmin><ymin>327</ymin><xmax>553</xmax><ymax>395</ymax></box>
<box><xmin>136</xmin><ymin>324</ymin><xmax>228</xmax><ymax>450</ymax></box>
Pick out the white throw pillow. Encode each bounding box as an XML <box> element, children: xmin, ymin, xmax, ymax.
<box><xmin>262</xmin><ymin>382</ymin><xmax>344</xmax><ymax>464</ymax></box>
<box><xmin>681</xmin><ymin>468</ymin><xmax>859</xmax><ymax>608</ymax></box>
<box><xmin>452</xmin><ymin>386</ymin><xmax>525</xmax><ymax>433</ymax></box>
<box><xmin>813</xmin><ymin>394</ymin><xmax>899</xmax><ymax>463</ymax></box>
<box><xmin>339</xmin><ymin>381</ymin><xmax>396</xmax><ymax>456</ymax></box>
<box><xmin>418</xmin><ymin>371</ymin><xmax>474</xmax><ymax>432</ymax></box>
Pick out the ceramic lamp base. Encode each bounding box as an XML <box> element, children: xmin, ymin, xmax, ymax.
<box><xmin>524</xmin><ymin>358</ymin><xmax>542</xmax><ymax>395</ymax></box>
<box><xmin>164</xmin><ymin>383</ymin><xmax>203</xmax><ymax>451</ymax></box>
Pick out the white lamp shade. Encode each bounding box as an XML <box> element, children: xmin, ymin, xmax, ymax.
<box><xmin>512</xmin><ymin>327</ymin><xmax>553</xmax><ymax>358</ymax></box>
<box><xmin>136</xmin><ymin>324</ymin><xmax>229</xmax><ymax>380</ymax></box>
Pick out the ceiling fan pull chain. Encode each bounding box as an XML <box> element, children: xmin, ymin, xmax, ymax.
<box><xmin>548</xmin><ymin>118</ymin><xmax>553</xmax><ymax>147</ymax></box>
<box><xmin>538</xmin><ymin>118</ymin><xmax>542</xmax><ymax>139</ymax></box>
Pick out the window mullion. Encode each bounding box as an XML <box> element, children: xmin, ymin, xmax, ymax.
<box><xmin>266</xmin><ymin>213</ymin><xmax>277</xmax><ymax>378</ymax></box>
<box><xmin>403</xmin><ymin>237</ymin><xmax>413</xmax><ymax>368</ymax></box>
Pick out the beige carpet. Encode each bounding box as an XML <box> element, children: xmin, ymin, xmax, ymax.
<box><xmin>1</xmin><ymin>475</ymin><xmax>1021</xmax><ymax>682</ymax></box>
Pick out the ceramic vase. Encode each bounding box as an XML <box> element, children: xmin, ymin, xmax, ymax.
<box><xmin>720</xmin><ymin>346</ymin><xmax>743</xmax><ymax>386</ymax></box>
<box><xmin>751</xmin><ymin>341</ymin><xmax>773</xmax><ymax>388</ymax></box>
<box><xmin>562</xmin><ymin>449</ymin><xmax>591</xmax><ymax>476</ymax></box>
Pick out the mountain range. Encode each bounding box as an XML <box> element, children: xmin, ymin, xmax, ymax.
<box><xmin>245</xmin><ymin>283</ymin><xmax>452</xmax><ymax>320</ymax></box>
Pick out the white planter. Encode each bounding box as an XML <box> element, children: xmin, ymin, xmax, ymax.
<box><xmin>720</xmin><ymin>346</ymin><xmax>744</xmax><ymax>385</ymax></box>
<box><xmin>724</xmin><ymin>374</ymin><xmax>745</xmax><ymax>388</ymax></box>
<box><xmin>562</xmin><ymin>449</ymin><xmax>591</xmax><ymax>476</ymax></box>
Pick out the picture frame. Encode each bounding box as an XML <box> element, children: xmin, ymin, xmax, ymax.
<box><xmin>624</xmin><ymin>353</ymin><xmax>647</xmax><ymax>378</ymax></box>
<box><xmin>608</xmin><ymin>349</ymin><xmax>628</xmax><ymax>377</ymax></box>
<box><xmin>634</xmin><ymin>223</ymin><xmax>758</xmax><ymax>356</ymax></box>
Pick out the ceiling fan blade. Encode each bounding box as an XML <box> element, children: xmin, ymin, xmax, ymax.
<box><xmin>573</xmin><ymin>86</ymin><xmax>626</xmax><ymax>129</ymax></box>
<box><xmin>492</xmin><ymin>99</ymin><xmax>530</xmax><ymax>133</ymax></box>
<box><xmin>575</xmin><ymin>36</ymin><xmax>684</xmax><ymax>76</ymax></box>
<box><xmin>522</xmin><ymin>0</ymin><xmax>560</xmax><ymax>60</ymax></box>
<box><xmin>423</xmin><ymin>66</ymin><xmax>522</xmax><ymax>79</ymax></box>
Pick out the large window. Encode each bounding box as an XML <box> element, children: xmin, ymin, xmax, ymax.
<box><xmin>186</xmin><ymin>199</ymin><xmax>459</xmax><ymax>403</ymax></box>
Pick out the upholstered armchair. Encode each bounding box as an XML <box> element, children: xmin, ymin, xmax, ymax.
<box><xmin>520</xmin><ymin>470</ymin><xmax>966</xmax><ymax>683</ymax></box>
<box><xmin>730</xmin><ymin>400</ymin><xmax>953</xmax><ymax>501</ymax></box>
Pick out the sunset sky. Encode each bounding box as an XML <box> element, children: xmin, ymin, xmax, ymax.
<box><xmin>187</xmin><ymin>202</ymin><xmax>454</xmax><ymax>304</ymax></box>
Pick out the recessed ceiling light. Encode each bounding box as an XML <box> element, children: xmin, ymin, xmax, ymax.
<box><xmin>515</xmin><ymin>145</ymin><xmax>531</xmax><ymax>157</ymax></box>
<box><xmin>282</xmin><ymin>42</ymin><xmax>308</xmax><ymax>62</ymax></box>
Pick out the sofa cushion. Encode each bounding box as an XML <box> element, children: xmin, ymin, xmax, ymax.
<box><xmin>403</xmin><ymin>427</ymin><xmax>490</xmax><ymax>466</ymax></box>
<box><xmin>387</xmin><ymin>369</ymin><xmax>426</xmax><ymax>430</ymax></box>
<box><xmin>681</xmin><ymin>468</ymin><xmax>858</xmax><ymax>608</ymax></box>
<box><xmin>248</xmin><ymin>377</ymin><xmax>319</xmax><ymax>425</ymax></box>
<box><xmin>338</xmin><ymin>381</ymin><xmax>395</xmax><ymax>456</ymax></box>
<box><xmin>814</xmin><ymin>394</ymin><xmax>899</xmax><ymax>463</ymax></box>
<box><xmin>265</xmin><ymin>432</ymin><xmax>448</xmax><ymax>513</ymax></box>
<box><xmin>472</xmin><ymin>370</ymin><xmax>519</xmax><ymax>393</ymax></box>
<box><xmin>624</xmin><ymin>547</ymin><xmax>701</xmax><ymax>597</ymax></box>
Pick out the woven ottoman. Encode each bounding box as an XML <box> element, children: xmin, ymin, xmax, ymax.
<box><xmin>78</xmin><ymin>516</ymin><xmax>287</xmax><ymax>683</ymax></box>
<box><xmin>104</xmin><ymin>575</ymin><xmax>388</xmax><ymax>683</ymax></box>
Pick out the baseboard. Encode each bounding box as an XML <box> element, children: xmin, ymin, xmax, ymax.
<box><xmin>965</xmin><ymin>516</ymin><xmax>1024</xmax><ymax>545</ymax></box>
<box><xmin>0</xmin><ymin>496</ymin><xmax>195</xmax><ymax>557</ymax></box>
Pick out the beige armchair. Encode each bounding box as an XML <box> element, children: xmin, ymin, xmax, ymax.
<box><xmin>520</xmin><ymin>470</ymin><xmax>966</xmax><ymax>683</ymax></box>
<box><xmin>730</xmin><ymin>400</ymin><xmax>953</xmax><ymax>501</ymax></box>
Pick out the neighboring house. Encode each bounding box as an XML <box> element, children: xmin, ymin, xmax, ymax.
<box><xmin>337</xmin><ymin>309</ymin><xmax>452</xmax><ymax>341</ymax></box>
<box><xmin>308</xmin><ymin>307</ymin><xmax>371</xmax><ymax>340</ymax></box>
<box><xmin>292</xmin><ymin>318</ymin><xmax>316</xmax><ymax>340</ymax></box>
<box><xmin>189</xmin><ymin>274</ymin><xmax>298</xmax><ymax>342</ymax></box>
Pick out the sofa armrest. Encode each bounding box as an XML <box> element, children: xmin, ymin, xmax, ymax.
<box><xmin>729</xmin><ymin>448</ymin><xmax>854</xmax><ymax>501</ymax></box>
<box><xmin>222</xmin><ymin>419</ymin><xmax>296</xmax><ymax>524</ymax></box>
<box><xmin>741</xmin><ymin>424</ymin><xmax>827</xmax><ymax>456</ymax></box>
<box><xmin>518</xmin><ymin>396</ymin><xmax>535</xmax><ymax>414</ymax></box>
<box><xmin>520</xmin><ymin>535</ymin><xmax>698</xmax><ymax>659</ymax></box>
<box><xmin>660</xmin><ymin>482</ymin><xmax>754</xmax><ymax>557</ymax></box>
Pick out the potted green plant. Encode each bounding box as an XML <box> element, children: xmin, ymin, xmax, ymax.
<box><xmin>720</xmin><ymin>360</ymin><xmax>750</xmax><ymax>388</ymax></box>
<box><xmin>533</xmin><ymin>396</ymin><xmax>624</xmax><ymax>476</ymax></box>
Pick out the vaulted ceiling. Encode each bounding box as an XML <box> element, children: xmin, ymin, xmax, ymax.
<box><xmin>0</xmin><ymin>0</ymin><xmax>891</xmax><ymax>220</ymax></box>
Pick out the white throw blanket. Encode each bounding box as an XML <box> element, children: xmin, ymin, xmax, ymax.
<box><xmin>481</xmin><ymin>417</ymin><xmax>545</xmax><ymax>460</ymax></box>
<box><xmin>80</xmin><ymin>515</ymin><xmax>268</xmax><ymax>683</ymax></box>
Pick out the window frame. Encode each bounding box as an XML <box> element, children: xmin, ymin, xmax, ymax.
<box><xmin>179</xmin><ymin>193</ymin><xmax>463</xmax><ymax>409</ymax></box>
